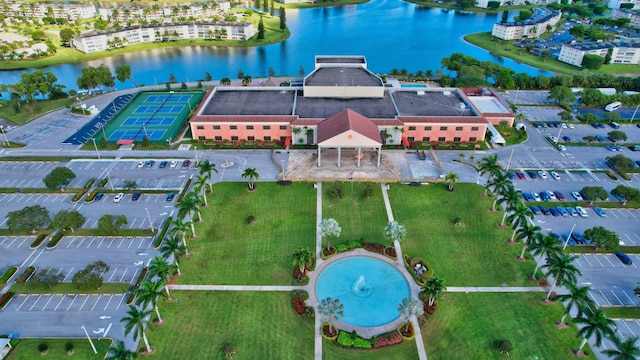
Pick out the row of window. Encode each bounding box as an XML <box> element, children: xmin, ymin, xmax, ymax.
<box><xmin>408</xmin><ymin>136</ymin><xmax>477</xmax><ymax>142</ymax></box>
<box><xmin>407</xmin><ymin>126</ymin><xmax>480</xmax><ymax>131</ymax></box>
<box><xmin>198</xmin><ymin>135</ymin><xmax>478</xmax><ymax>142</ymax></box>
<box><xmin>195</xmin><ymin>125</ymin><xmax>288</xmax><ymax>130</ymax></box>
<box><xmin>198</xmin><ymin>136</ymin><xmax>276</xmax><ymax>141</ymax></box>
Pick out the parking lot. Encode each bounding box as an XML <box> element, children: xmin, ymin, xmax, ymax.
<box><xmin>0</xmin><ymin>162</ymin><xmax>74</xmax><ymax>188</ymax></box>
<box><xmin>10</xmin><ymin>293</ymin><xmax>127</xmax><ymax>314</ymax></box>
<box><xmin>574</xmin><ymin>253</ymin><xmax>640</xmax><ymax>308</ymax></box>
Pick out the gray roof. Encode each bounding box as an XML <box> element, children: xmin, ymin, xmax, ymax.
<box><xmin>392</xmin><ymin>90</ymin><xmax>475</xmax><ymax>117</ymax></box>
<box><xmin>305</xmin><ymin>67</ymin><xmax>382</xmax><ymax>87</ymax></box>
<box><xmin>316</xmin><ymin>56</ymin><xmax>366</xmax><ymax>64</ymax></box>
<box><xmin>295</xmin><ymin>91</ymin><xmax>397</xmax><ymax>119</ymax></box>
<box><xmin>201</xmin><ymin>89</ymin><xmax>294</xmax><ymax>116</ymax></box>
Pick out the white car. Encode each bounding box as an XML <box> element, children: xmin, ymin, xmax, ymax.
<box><xmin>550</xmin><ymin>171</ymin><xmax>561</xmax><ymax>180</ymax></box>
<box><xmin>546</xmin><ymin>191</ymin><xmax>556</xmax><ymax>200</ymax></box>
<box><xmin>170</xmin><ymin>160</ymin><xmax>178</xmax><ymax>168</ymax></box>
<box><xmin>113</xmin><ymin>193</ymin><xmax>125</xmax><ymax>203</ymax></box>
<box><xmin>532</xmin><ymin>192</ymin><xmax>541</xmax><ymax>202</ymax></box>
<box><xmin>548</xmin><ymin>136</ymin><xmax>558</xmax><ymax>143</ymax></box>
<box><xmin>137</xmin><ymin>161</ymin><xmax>144</xmax><ymax>168</ymax></box>
<box><xmin>576</xmin><ymin>206</ymin><xmax>588</xmax><ymax>217</ymax></box>
<box><xmin>571</xmin><ymin>191</ymin><xmax>584</xmax><ymax>201</ymax></box>
<box><xmin>558</xmin><ymin>144</ymin><xmax>566</xmax><ymax>151</ymax></box>
<box><xmin>538</xmin><ymin>171</ymin><xmax>548</xmax><ymax>179</ymax></box>
<box><xmin>567</xmin><ymin>123</ymin><xmax>574</xmax><ymax>129</ymax></box>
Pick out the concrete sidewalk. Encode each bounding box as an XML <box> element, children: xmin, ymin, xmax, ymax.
<box><xmin>448</xmin><ymin>287</ymin><xmax>546</xmax><ymax>293</ymax></box>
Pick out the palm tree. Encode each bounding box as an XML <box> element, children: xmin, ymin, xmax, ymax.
<box><xmin>106</xmin><ymin>339</ymin><xmax>137</xmax><ymax>360</ymax></box>
<box><xmin>602</xmin><ymin>337</ymin><xmax>640</xmax><ymax>360</ymax></box>
<box><xmin>500</xmin><ymin>186</ymin><xmax>524</xmax><ymax>226</ymax></box>
<box><xmin>420</xmin><ymin>277</ymin><xmax>446</xmax><ymax>307</ymax></box>
<box><xmin>170</xmin><ymin>217</ymin><xmax>191</xmax><ymax>248</ymax></box>
<box><xmin>507</xmin><ymin>203</ymin><xmax>533</xmax><ymax>242</ymax></box>
<box><xmin>148</xmin><ymin>256</ymin><xmax>176</xmax><ymax>299</ymax></box>
<box><xmin>543</xmin><ymin>252</ymin><xmax>581</xmax><ymax>301</ymax></box>
<box><xmin>177</xmin><ymin>192</ymin><xmax>200</xmax><ymax>234</ymax></box>
<box><xmin>199</xmin><ymin>159</ymin><xmax>218</xmax><ymax>191</ymax></box>
<box><xmin>242</xmin><ymin>168</ymin><xmax>259</xmax><ymax>190</ymax></box>
<box><xmin>555</xmin><ymin>284</ymin><xmax>595</xmax><ymax>326</ymax></box>
<box><xmin>292</xmin><ymin>247</ymin><xmax>314</xmax><ymax>273</ymax></box>
<box><xmin>194</xmin><ymin>174</ymin><xmax>210</xmax><ymax>207</ymax></box>
<box><xmin>528</xmin><ymin>235</ymin><xmax>561</xmax><ymax>279</ymax></box>
<box><xmin>574</xmin><ymin>308</ymin><xmax>616</xmax><ymax>354</ymax></box>
<box><xmin>135</xmin><ymin>280</ymin><xmax>168</xmax><ymax>324</ymax></box>
<box><xmin>384</xmin><ymin>221</ymin><xmax>407</xmax><ymax>244</ymax></box>
<box><xmin>478</xmin><ymin>154</ymin><xmax>502</xmax><ymax>195</ymax></box>
<box><xmin>121</xmin><ymin>305</ymin><xmax>153</xmax><ymax>354</ymax></box>
<box><xmin>318</xmin><ymin>218</ymin><xmax>341</xmax><ymax>252</ymax></box>
<box><xmin>487</xmin><ymin>173</ymin><xmax>511</xmax><ymax>211</ymax></box>
<box><xmin>397</xmin><ymin>297</ymin><xmax>424</xmax><ymax>333</ymax></box>
<box><xmin>317</xmin><ymin>297</ymin><xmax>345</xmax><ymax>335</ymax></box>
<box><xmin>160</xmin><ymin>235</ymin><xmax>186</xmax><ymax>271</ymax></box>
<box><xmin>444</xmin><ymin>172</ymin><xmax>459</xmax><ymax>191</ymax></box>
<box><xmin>516</xmin><ymin>223</ymin><xmax>541</xmax><ymax>260</ymax></box>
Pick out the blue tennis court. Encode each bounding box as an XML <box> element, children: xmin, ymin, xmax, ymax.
<box><xmin>133</xmin><ymin>105</ymin><xmax>185</xmax><ymax>115</ymax></box>
<box><xmin>122</xmin><ymin>116</ymin><xmax>176</xmax><ymax>127</ymax></box>
<box><xmin>111</xmin><ymin>129</ymin><xmax>168</xmax><ymax>142</ymax></box>
<box><xmin>144</xmin><ymin>94</ymin><xmax>193</xmax><ymax>104</ymax></box>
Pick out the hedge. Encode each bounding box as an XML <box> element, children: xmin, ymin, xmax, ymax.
<box><xmin>98</xmin><ymin>178</ymin><xmax>108</xmax><ymax>187</ymax></box>
<box><xmin>0</xmin><ymin>292</ymin><xmax>15</xmax><ymax>310</ymax></box>
<box><xmin>0</xmin><ymin>266</ymin><xmax>18</xmax><ymax>283</ymax></box>
<box><xmin>83</xmin><ymin>178</ymin><xmax>96</xmax><ymax>189</ymax></box>
<box><xmin>176</xmin><ymin>179</ymin><xmax>192</xmax><ymax>204</ymax></box>
<box><xmin>71</xmin><ymin>191</ymin><xmax>86</xmax><ymax>203</ymax></box>
<box><xmin>126</xmin><ymin>267</ymin><xmax>149</xmax><ymax>305</ymax></box>
<box><xmin>336</xmin><ymin>331</ymin><xmax>372</xmax><ymax>349</ymax></box>
<box><xmin>30</xmin><ymin>234</ymin><xmax>48</xmax><ymax>248</ymax></box>
<box><xmin>15</xmin><ymin>266</ymin><xmax>36</xmax><ymax>283</ymax></box>
<box><xmin>47</xmin><ymin>232</ymin><xmax>64</xmax><ymax>248</ymax></box>
<box><xmin>85</xmin><ymin>191</ymin><xmax>97</xmax><ymax>203</ymax></box>
<box><xmin>154</xmin><ymin>217</ymin><xmax>172</xmax><ymax>249</ymax></box>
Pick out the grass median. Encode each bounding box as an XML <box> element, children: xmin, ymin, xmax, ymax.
<box><xmin>7</xmin><ymin>338</ymin><xmax>110</xmax><ymax>359</ymax></box>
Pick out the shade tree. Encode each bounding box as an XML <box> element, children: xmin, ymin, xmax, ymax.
<box><xmin>6</xmin><ymin>205</ymin><xmax>50</xmax><ymax>232</ymax></box>
<box><xmin>51</xmin><ymin>209</ymin><xmax>85</xmax><ymax>233</ymax></box>
<box><xmin>584</xmin><ymin>226</ymin><xmax>619</xmax><ymax>250</ymax></box>
<box><xmin>72</xmin><ymin>261</ymin><xmax>109</xmax><ymax>290</ymax></box>
<box><xmin>397</xmin><ymin>297</ymin><xmax>424</xmax><ymax>333</ymax></box>
<box><xmin>317</xmin><ymin>297</ymin><xmax>344</xmax><ymax>335</ymax></box>
<box><xmin>318</xmin><ymin>218</ymin><xmax>341</xmax><ymax>252</ymax></box>
<box><xmin>43</xmin><ymin>167</ymin><xmax>76</xmax><ymax>190</ymax></box>
<box><xmin>384</xmin><ymin>221</ymin><xmax>407</xmax><ymax>244</ymax></box>
<box><xmin>121</xmin><ymin>305</ymin><xmax>153</xmax><ymax>354</ymax></box>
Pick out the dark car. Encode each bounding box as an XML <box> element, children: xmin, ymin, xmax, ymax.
<box><xmin>182</xmin><ymin>159</ymin><xmax>191</xmax><ymax>168</ymax></box>
<box><xmin>522</xmin><ymin>192</ymin><xmax>534</xmax><ymax>201</ymax></box>
<box><xmin>636</xmin><ymin>160</ymin><xmax>640</xmax><ymax>167</ymax></box>
<box><xmin>562</xmin><ymin>234</ymin><xmax>576</xmax><ymax>246</ymax></box>
<box><xmin>540</xmin><ymin>192</ymin><xmax>551</xmax><ymax>201</ymax></box>
<box><xmin>132</xmin><ymin>192</ymin><xmax>142</xmax><ymax>201</ymax></box>
<box><xmin>554</xmin><ymin>191</ymin><xmax>565</xmax><ymax>201</ymax></box>
<box><xmin>572</xmin><ymin>232</ymin><xmax>586</xmax><ymax>245</ymax></box>
<box><xmin>562</xmin><ymin>136</ymin><xmax>571</xmax><ymax>142</ymax></box>
<box><xmin>145</xmin><ymin>160</ymin><xmax>155</xmax><ymax>168</ymax></box>
<box><xmin>628</xmin><ymin>145</ymin><xmax>640</xmax><ymax>152</ymax></box>
<box><xmin>166</xmin><ymin>192</ymin><xmax>176</xmax><ymax>202</ymax></box>
<box><xmin>595</xmin><ymin>135</ymin><xmax>606</xmax><ymax>142</ymax></box>
<box><xmin>615</xmin><ymin>252</ymin><xmax>633</xmax><ymax>265</ymax></box>
<box><xmin>527</xmin><ymin>171</ymin><xmax>538</xmax><ymax>179</ymax></box>
<box><xmin>516</xmin><ymin>172</ymin><xmax>526</xmax><ymax>180</ymax></box>
<box><xmin>539</xmin><ymin>205</ymin><xmax>551</xmax><ymax>215</ymax></box>
<box><xmin>530</xmin><ymin>205</ymin><xmax>541</xmax><ymax>215</ymax></box>
<box><xmin>94</xmin><ymin>193</ymin><xmax>104</xmax><ymax>201</ymax></box>
<box><xmin>507</xmin><ymin>172</ymin><xmax>516</xmax><ymax>179</ymax></box>
<box><xmin>549</xmin><ymin>207</ymin><xmax>560</xmax><ymax>216</ymax></box>
<box><xmin>159</xmin><ymin>161</ymin><xmax>168</xmax><ymax>168</ymax></box>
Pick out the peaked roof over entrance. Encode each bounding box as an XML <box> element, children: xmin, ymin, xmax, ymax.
<box><xmin>317</xmin><ymin>109</ymin><xmax>383</xmax><ymax>146</ymax></box>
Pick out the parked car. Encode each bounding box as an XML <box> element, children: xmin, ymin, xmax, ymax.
<box><xmin>540</xmin><ymin>191</ymin><xmax>551</xmax><ymax>201</ymax></box>
<box><xmin>628</xmin><ymin>145</ymin><xmax>640</xmax><ymax>152</ymax></box>
<box><xmin>572</xmin><ymin>232</ymin><xmax>586</xmax><ymax>245</ymax></box>
<box><xmin>527</xmin><ymin>171</ymin><xmax>538</xmax><ymax>179</ymax></box>
<box><xmin>556</xmin><ymin>206</ymin><xmax>569</xmax><ymax>216</ymax></box>
<box><xmin>159</xmin><ymin>161</ymin><xmax>168</xmax><ymax>168</ymax></box>
<box><xmin>113</xmin><ymin>193</ymin><xmax>125</xmax><ymax>203</ymax></box>
<box><xmin>567</xmin><ymin>123</ymin><xmax>574</xmax><ymax>129</ymax></box>
<box><xmin>595</xmin><ymin>135</ymin><xmax>606</xmax><ymax>142</ymax></box>
<box><xmin>145</xmin><ymin>160</ymin><xmax>155</xmax><ymax>168</ymax></box>
<box><xmin>166</xmin><ymin>192</ymin><xmax>176</xmax><ymax>202</ymax></box>
<box><xmin>540</xmin><ymin>205</ymin><xmax>551</xmax><ymax>215</ymax></box>
<box><xmin>562</xmin><ymin>136</ymin><xmax>571</xmax><ymax>142</ymax></box>
<box><xmin>562</xmin><ymin>233</ymin><xmax>577</xmax><ymax>246</ymax></box>
<box><xmin>554</xmin><ymin>191</ymin><xmax>565</xmax><ymax>201</ymax></box>
<box><xmin>606</xmin><ymin>145</ymin><xmax>622</xmax><ymax>152</ymax></box>
<box><xmin>615</xmin><ymin>252</ymin><xmax>633</xmax><ymax>265</ymax></box>
<box><xmin>182</xmin><ymin>159</ymin><xmax>191</xmax><ymax>168</ymax></box>
<box><xmin>530</xmin><ymin>205</ymin><xmax>541</xmax><ymax>215</ymax></box>
<box><xmin>507</xmin><ymin>172</ymin><xmax>516</xmax><ymax>179</ymax></box>
<box><xmin>545</xmin><ymin>191</ymin><xmax>556</xmax><ymax>200</ymax></box>
<box><xmin>547</xmin><ymin>136</ymin><xmax>558</xmax><ymax>143</ymax></box>
<box><xmin>576</xmin><ymin>206</ymin><xmax>588</xmax><ymax>217</ymax></box>
<box><xmin>571</xmin><ymin>192</ymin><xmax>583</xmax><ymax>201</ymax></box>
<box><xmin>538</xmin><ymin>171</ymin><xmax>548</xmax><ymax>179</ymax></box>
<box><xmin>94</xmin><ymin>193</ymin><xmax>104</xmax><ymax>201</ymax></box>
<box><xmin>132</xmin><ymin>192</ymin><xmax>142</xmax><ymax>201</ymax></box>
<box><xmin>522</xmin><ymin>192</ymin><xmax>534</xmax><ymax>201</ymax></box>
<box><xmin>516</xmin><ymin>172</ymin><xmax>526</xmax><ymax>180</ymax></box>
<box><xmin>593</xmin><ymin>207</ymin><xmax>607</xmax><ymax>217</ymax></box>
<box><xmin>170</xmin><ymin>160</ymin><xmax>178</xmax><ymax>168</ymax></box>
<box><xmin>549</xmin><ymin>207</ymin><xmax>560</xmax><ymax>216</ymax></box>
<box><xmin>550</xmin><ymin>171</ymin><xmax>561</xmax><ymax>180</ymax></box>
<box><xmin>532</xmin><ymin>192</ymin><xmax>542</xmax><ymax>202</ymax></box>
<box><xmin>558</xmin><ymin>144</ymin><xmax>566</xmax><ymax>151</ymax></box>
<box><xmin>137</xmin><ymin>161</ymin><xmax>144</xmax><ymax>168</ymax></box>
<box><xmin>566</xmin><ymin>207</ymin><xmax>578</xmax><ymax>217</ymax></box>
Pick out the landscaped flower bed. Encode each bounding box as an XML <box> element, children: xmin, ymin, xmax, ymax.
<box><xmin>126</xmin><ymin>267</ymin><xmax>149</xmax><ymax>305</ymax></box>
<box><xmin>154</xmin><ymin>217</ymin><xmax>172</xmax><ymax>249</ymax></box>
<box><xmin>47</xmin><ymin>232</ymin><xmax>64</xmax><ymax>248</ymax></box>
<box><xmin>97</xmin><ymin>178</ymin><xmax>108</xmax><ymax>187</ymax></box>
<box><xmin>16</xmin><ymin>266</ymin><xmax>36</xmax><ymax>283</ymax></box>
<box><xmin>83</xmin><ymin>178</ymin><xmax>96</xmax><ymax>189</ymax></box>
<box><xmin>291</xmin><ymin>298</ymin><xmax>306</xmax><ymax>315</ymax></box>
<box><xmin>363</xmin><ymin>242</ymin><xmax>386</xmax><ymax>254</ymax></box>
<box><xmin>372</xmin><ymin>331</ymin><xmax>403</xmax><ymax>348</ymax></box>
<box><xmin>0</xmin><ymin>292</ymin><xmax>15</xmax><ymax>310</ymax></box>
<box><xmin>0</xmin><ymin>266</ymin><xmax>18</xmax><ymax>284</ymax></box>
<box><xmin>336</xmin><ymin>331</ymin><xmax>373</xmax><ymax>349</ymax></box>
<box><xmin>30</xmin><ymin>234</ymin><xmax>48</xmax><ymax>248</ymax></box>
<box><xmin>71</xmin><ymin>191</ymin><xmax>86</xmax><ymax>203</ymax></box>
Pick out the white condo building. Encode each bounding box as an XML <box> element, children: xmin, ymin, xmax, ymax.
<box><xmin>612</xmin><ymin>9</ymin><xmax>640</xmax><ymax>28</ymax></box>
<box><xmin>491</xmin><ymin>8</ymin><xmax>561</xmax><ymax>40</ymax></box>
<box><xmin>607</xmin><ymin>0</ymin><xmax>640</xmax><ymax>9</ymax></box>
<box><xmin>558</xmin><ymin>42</ymin><xmax>640</xmax><ymax>67</ymax></box>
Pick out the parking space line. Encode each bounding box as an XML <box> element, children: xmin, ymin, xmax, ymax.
<box><xmin>128</xmin><ymin>268</ymin><xmax>140</xmax><ymax>284</ymax></box>
<box><xmin>107</xmin><ymin>238</ymin><xmax>115</xmax><ymax>249</ymax></box>
<box><xmin>627</xmin><ymin>210</ymin><xmax>637</xmax><ymax>219</ymax></box>
<box><xmin>28</xmin><ymin>295</ymin><xmax>43</xmax><ymax>311</ymax></box>
<box><xmin>91</xmin><ymin>295</ymin><xmax>105</xmax><ymax>311</ymax></box>
<box><xmin>76</xmin><ymin>236</ymin><xmax>86</xmax><ymax>249</ymax></box>
<box><xmin>97</xmin><ymin>237</ymin><xmax>106</xmax><ymax>248</ymax></box>
<box><xmin>108</xmin><ymin>268</ymin><xmax>119</xmax><ymax>282</ymax></box>
<box><xmin>115</xmin><ymin>293</ymin><xmax>125</xmax><ymax>311</ymax></box>
<box><xmin>609</xmin><ymin>210</ymin><xmax>619</xmax><ymax>219</ymax></box>
<box><xmin>16</xmin><ymin>295</ymin><xmax>31</xmax><ymax>311</ymax></box>
<box><xmin>63</xmin><ymin>268</ymin><xmax>74</xmax><ymax>281</ymax></box>
<box><xmin>581</xmin><ymin>255</ymin><xmax>594</xmax><ymax>267</ymax></box>
<box><xmin>54</xmin><ymin>295</ymin><xmax>66</xmax><ymax>311</ymax></box>
<box><xmin>66</xmin><ymin>294</ymin><xmax>79</xmax><ymax>311</ymax></box>
<box><xmin>103</xmin><ymin>294</ymin><xmax>114</xmax><ymax>311</ymax></box>
<box><xmin>78</xmin><ymin>294</ymin><xmax>91</xmax><ymax>311</ymax></box>
<box><xmin>610</xmin><ymin>290</ymin><xmax>625</xmax><ymax>306</ymax></box>
<box><xmin>128</xmin><ymin>238</ymin><xmax>135</xmax><ymax>249</ymax></box>
<box><xmin>599</xmin><ymin>290</ymin><xmax>613</xmax><ymax>306</ymax></box>
<box><xmin>17</xmin><ymin>237</ymin><xmax>30</xmax><ymax>248</ymax></box>
<box><xmin>603</xmin><ymin>255</ymin><xmax>615</xmax><ymax>267</ymax></box>
<box><xmin>591</xmin><ymin>254</ymin><xmax>605</xmax><ymax>267</ymax></box>
<box><xmin>623</xmin><ymin>291</ymin><xmax>636</xmax><ymax>306</ymax></box>
<box><xmin>119</xmin><ymin>268</ymin><xmax>129</xmax><ymax>283</ymax></box>
<box><xmin>41</xmin><ymin>294</ymin><xmax>55</xmax><ymax>311</ymax></box>
<box><xmin>86</xmin><ymin>236</ymin><xmax>96</xmax><ymax>248</ymax></box>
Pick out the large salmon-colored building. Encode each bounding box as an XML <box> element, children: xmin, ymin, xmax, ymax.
<box><xmin>189</xmin><ymin>56</ymin><xmax>514</xmax><ymax>154</ymax></box>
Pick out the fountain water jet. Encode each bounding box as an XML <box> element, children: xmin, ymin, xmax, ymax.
<box><xmin>352</xmin><ymin>275</ymin><xmax>372</xmax><ymax>297</ymax></box>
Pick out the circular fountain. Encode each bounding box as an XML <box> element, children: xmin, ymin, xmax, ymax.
<box><xmin>315</xmin><ymin>256</ymin><xmax>410</xmax><ymax>328</ymax></box>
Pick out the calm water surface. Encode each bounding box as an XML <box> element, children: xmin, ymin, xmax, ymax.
<box><xmin>0</xmin><ymin>1</ymin><xmax>549</xmax><ymax>91</ymax></box>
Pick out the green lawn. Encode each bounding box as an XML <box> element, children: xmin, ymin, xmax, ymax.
<box><xmin>0</xmin><ymin>98</ymin><xmax>72</xmax><ymax>125</ymax></box>
<box><xmin>323</xmin><ymin>182</ymin><xmax>389</xmax><ymax>246</ymax></box>
<box><xmin>388</xmin><ymin>183</ymin><xmax>534</xmax><ymax>286</ymax></box>
<box><xmin>423</xmin><ymin>292</ymin><xmax>593</xmax><ymax>359</ymax></box>
<box><xmin>7</xmin><ymin>338</ymin><xmax>110</xmax><ymax>360</ymax></box>
<box><xmin>603</xmin><ymin>307</ymin><xmax>640</xmax><ymax>319</ymax></box>
<box><xmin>9</xmin><ymin>283</ymin><xmax>129</xmax><ymax>294</ymax></box>
<box><xmin>148</xmin><ymin>291</ymin><xmax>314</xmax><ymax>359</ymax></box>
<box><xmin>322</xmin><ymin>339</ymin><xmax>419</xmax><ymax>359</ymax></box>
<box><xmin>178</xmin><ymin>182</ymin><xmax>316</xmax><ymax>285</ymax></box>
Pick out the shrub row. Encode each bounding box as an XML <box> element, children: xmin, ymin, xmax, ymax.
<box><xmin>372</xmin><ymin>331</ymin><xmax>403</xmax><ymax>348</ymax></box>
<box><xmin>71</xmin><ymin>191</ymin><xmax>86</xmax><ymax>203</ymax></box>
<box><xmin>0</xmin><ymin>267</ymin><xmax>18</xmax><ymax>283</ymax></box>
<box><xmin>83</xmin><ymin>178</ymin><xmax>96</xmax><ymax>189</ymax></box>
<box><xmin>30</xmin><ymin>234</ymin><xmax>48</xmax><ymax>248</ymax></box>
<box><xmin>15</xmin><ymin>266</ymin><xmax>36</xmax><ymax>283</ymax></box>
<box><xmin>176</xmin><ymin>179</ymin><xmax>192</xmax><ymax>204</ymax></box>
<box><xmin>292</xmin><ymin>298</ymin><xmax>306</xmax><ymax>315</ymax></box>
<box><xmin>154</xmin><ymin>217</ymin><xmax>172</xmax><ymax>249</ymax></box>
<box><xmin>126</xmin><ymin>267</ymin><xmax>149</xmax><ymax>305</ymax></box>
<box><xmin>335</xmin><ymin>240</ymin><xmax>363</xmax><ymax>253</ymax></box>
<box><xmin>336</xmin><ymin>331</ymin><xmax>373</xmax><ymax>349</ymax></box>
<box><xmin>363</xmin><ymin>242</ymin><xmax>386</xmax><ymax>254</ymax></box>
<box><xmin>98</xmin><ymin>178</ymin><xmax>108</xmax><ymax>187</ymax></box>
<box><xmin>85</xmin><ymin>191</ymin><xmax>98</xmax><ymax>203</ymax></box>
<box><xmin>0</xmin><ymin>292</ymin><xmax>15</xmax><ymax>310</ymax></box>
<box><xmin>47</xmin><ymin>232</ymin><xmax>64</xmax><ymax>248</ymax></box>
<box><xmin>289</xmin><ymin>290</ymin><xmax>309</xmax><ymax>301</ymax></box>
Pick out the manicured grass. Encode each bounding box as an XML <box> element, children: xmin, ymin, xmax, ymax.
<box><xmin>322</xmin><ymin>339</ymin><xmax>419</xmax><ymax>359</ymax></box>
<box><xmin>423</xmin><ymin>292</ymin><xmax>593</xmax><ymax>359</ymax></box>
<box><xmin>323</xmin><ymin>182</ymin><xmax>389</xmax><ymax>246</ymax></box>
<box><xmin>149</xmin><ymin>291</ymin><xmax>314</xmax><ymax>359</ymax></box>
<box><xmin>283</xmin><ymin>0</ymin><xmax>368</xmax><ymax>9</ymax></box>
<box><xmin>0</xmin><ymin>98</ymin><xmax>72</xmax><ymax>125</ymax></box>
<box><xmin>603</xmin><ymin>307</ymin><xmax>640</xmax><ymax>319</ymax></box>
<box><xmin>9</xmin><ymin>283</ymin><xmax>129</xmax><ymax>294</ymax></box>
<box><xmin>7</xmin><ymin>338</ymin><xmax>111</xmax><ymax>359</ymax></box>
<box><xmin>179</xmin><ymin>182</ymin><xmax>316</xmax><ymax>285</ymax></box>
<box><xmin>388</xmin><ymin>183</ymin><xmax>534</xmax><ymax>286</ymax></box>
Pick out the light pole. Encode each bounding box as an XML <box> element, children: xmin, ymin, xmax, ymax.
<box><xmin>563</xmin><ymin>224</ymin><xmax>576</xmax><ymax>250</ymax></box>
<box><xmin>194</xmin><ymin>146</ymin><xmax>199</xmax><ymax>165</ymax></box>
<box><xmin>142</xmin><ymin>123</ymin><xmax>149</xmax><ymax>139</ymax></box>
<box><xmin>280</xmin><ymin>159</ymin><xmax>286</xmax><ymax>181</ymax></box>
<box><xmin>513</xmin><ymin>87</ymin><xmax>520</xmax><ymax>106</ymax></box>
<box><xmin>91</xmin><ymin>138</ymin><xmax>100</xmax><ymax>159</ymax></box>
<box><xmin>80</xmin><ymin>325</ymin><xmax>97</xmax><ymax>354</ymax></box>
<box><xmin>0</xmin><ymin>125</ymin><xmax>9</xmax><ymax>146</ymax></box>
<box><xmin>630</xmin><ymin>104</ymin><xmax>639</xmax><ymax>123</ymax></box>
<box><xmin>106</xmin><ymin>169</ymin><xmax>115</xmax><ymax>191</ymax></box>
<box><xmin>505</xmin><ymin>147</ymin><xmax>515</xmax><ymax>172</ymax></box>
<box><xmin>145</xmin><ymin>208</ymin><xmax>155</xmax><ymax>233</ymax></box>
<box><xmin>100</xmin><ymin>124</ymin><xmax>107</xmax><ymax>142</ymax></box>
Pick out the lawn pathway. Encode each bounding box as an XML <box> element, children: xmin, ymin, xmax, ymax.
<box><xmin>314</xmin><ymin>182</ymin><xmax>323</xmax><ymax>360</ymax></box>
<box><xmin>380</xmin><ymin>183</ymin><xmax>428</xmax><ymax>360</ymax></box>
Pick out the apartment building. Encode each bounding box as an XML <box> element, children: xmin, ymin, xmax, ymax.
<box><xmin>612</xmin><ymin>9</ymin><xmax>640</xmax><ymax>28</ymax></box>
<box><xmin>558</xmin><ymin>42</ymin><xmax>640</xmax><ymax>67</ymax></box>
<box><xmin>1</xmin><ymin>2</ymin><xmax>96</xmax><ymax>20</ymax></box>
<box><xmin>608</xmin><ymin>0</ymin><xmax>640</xmax><ymax>9</ymax></box>
<box><xmin>491</xmin><ymin>8</ymin><xmax>561</xmax><ymax>40</ymax></box>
